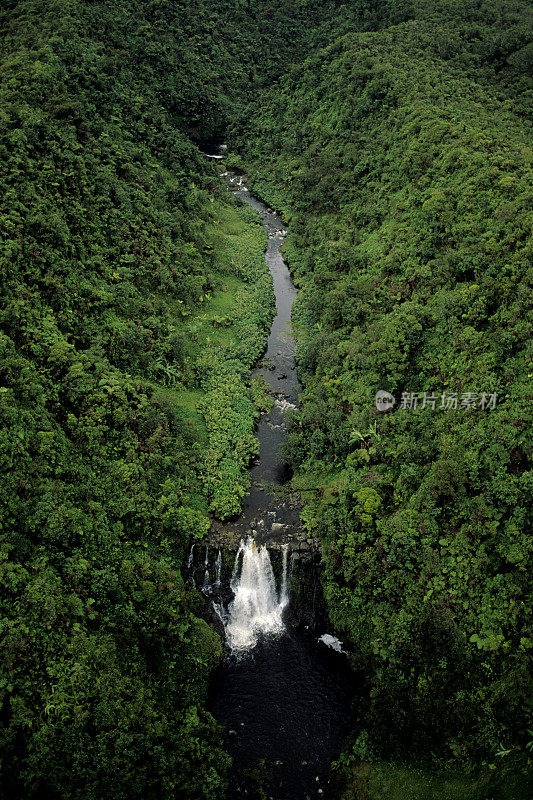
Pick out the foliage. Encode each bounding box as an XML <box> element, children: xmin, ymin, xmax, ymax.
<box><xmin>1</xmin><ymin>0</ymin><xmax>532</xmax><ymax>796</ymax></box>
<box><xmin>0</xmin><ymin>1</ymin><xmax>278</xmax><ymax>796</ymax></box>
<box><xmin>232</xmin><ymin>0</ymin><xmax>533</xmax><ymax>781</ymax></box>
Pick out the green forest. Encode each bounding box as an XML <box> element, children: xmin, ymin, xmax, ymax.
<box><xmin>1</xmin><ymin>1</ymin><xmax>531</xmax><ymax>799</ymax></box>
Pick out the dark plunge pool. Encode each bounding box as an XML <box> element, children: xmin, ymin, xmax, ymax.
<box><xmin>209</xmin><ymin>629</ymin><xmax>354</xmax><ymax>800</ymax></box>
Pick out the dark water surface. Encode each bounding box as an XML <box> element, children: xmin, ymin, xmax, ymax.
<box><xmin>212</xmin><ymin>176</ymin><xmax>302</xmax><ymax>541</ymax></box>
<box><xmin>210</xmin><ymin>632</ymin><xmax>354</xmax><ymax>800</ymax></box>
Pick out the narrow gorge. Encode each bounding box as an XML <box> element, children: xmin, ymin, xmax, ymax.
<box><xmin>1</xmin><ymin>2</ymin><xmax>530</xmax><ymax>799</ymax></box>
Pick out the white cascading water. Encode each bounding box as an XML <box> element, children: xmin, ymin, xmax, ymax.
<box><xmin>280</xmin><ymin>543</ymin><xmax>290</xmax><ymax>609</ymax></box>
<box><xmin>215</xmin><ymin>547</ymin><xmax>222</xmax><ymax>587</ymax></box>
<box><xmin>225</xmin><ymin>537</ymin><xmax>289</xmax><ymax>651</ymax></box>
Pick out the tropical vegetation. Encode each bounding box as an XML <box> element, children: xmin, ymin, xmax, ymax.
<box><xmin>1</xmin><ymin>0</ymin><xmax>531</xmax><ymax>798</ymax></box>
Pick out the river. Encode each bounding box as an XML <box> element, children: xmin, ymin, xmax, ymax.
<box><xmin>188</xmin><ymin>166</ymin><xmax>355</xmax><ymax>800</ymax></box>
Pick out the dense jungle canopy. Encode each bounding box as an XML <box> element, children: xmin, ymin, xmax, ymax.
<box><xmin>0</xmin><ymin>1</ymin><xmax>531</xmax><ymax>798</ymax></box>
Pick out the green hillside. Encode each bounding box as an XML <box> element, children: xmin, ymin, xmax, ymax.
<box><xmin>0</xmin><ymin>2</ymin><xmax>279</xmax><ymax>797</ymax></box>
<box><xmin>231</xmin><ymin>0</ymin><xmax>532</xmax><ymax>786</ymax></box>
<box><xmin>1</xmin><ymin>0</ymin><xmax>531</xmax><ymax>797</ymax></box>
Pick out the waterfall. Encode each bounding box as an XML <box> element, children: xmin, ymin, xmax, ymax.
<box><xmin>280</xmin><ymin>543</ymin><xmax>289</xmax><ymax>608</ymax></box>
<box><xmin>213</xmin><ymin>600</ymin><xmax>227</xmax><ymax>625</ymax></box>
<box><xmin>202</xmin><ymin>568</ymin><xmax>211</xmax><ymax>593</ymax></box>
<box><xmin>187</xmin><ymin>543</ymin><xmax>195</xmax><ymax>569</ymax></box>
<box><xmin>204</xmin><ymin>545</ymin><xmax>209</xmax><ymax>566</ymax></box>
<box><xmin>230</xmin><ymin>539</ymin><xmax>245</xmax><ymax>590</ymax></box>
<box><xmin>215</xmin><ymin>547</ymin><xmax>222</xmax><ymax>587</ymax></box>
<box><xmin>225</xmin><ymin>537</ymin><xmax>287</xmax><ymax>651</ymax></box>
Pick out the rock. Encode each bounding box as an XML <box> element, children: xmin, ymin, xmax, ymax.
<box><xmin>318</xmin><ymin>634</ymin><xmax>346</xmax><ymax>654</ymax></box>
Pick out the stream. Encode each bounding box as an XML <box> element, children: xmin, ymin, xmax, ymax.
<box><xmin>190</xmin><ymin>161</ymin><xmax>354</xmax><ymax>799</ymax></box>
